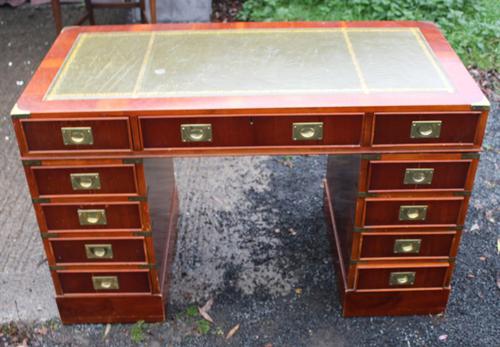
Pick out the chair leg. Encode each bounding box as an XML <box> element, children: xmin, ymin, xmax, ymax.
<box><xmin>51</xmin><ymin>0</ymin><xmax>63</xmax><ymax>34</ymax></box>
<box><xmin>149</xmin><ymin>0</ymin><xmax>157</xmax><ymax>23</ymax></box>
<box><xmin>84</xmin><ymin>0</ymin><xmax>96</xmax><ymax>25</ymax></box>
<box><xmin>139</xmin><ymin>0</ymin><xmax>147</xmax><ymax>23</ymax></box>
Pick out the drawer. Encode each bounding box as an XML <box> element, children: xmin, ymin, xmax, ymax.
<box><xmin>57</xmin><ymin>270</ymin><xmax>151</xmax><ymax>294</ymax></box>
<box><xmin>363</xmin><ymin>198</ymin><xmax>464</xmax><ymax>227</ymax></box>
<box><xmin>41</xmin><ymin>202</ymin><xmax>143</xmax><ymax>231</ymax></box>
<box><xmin>20</xmin><ymin>118</ymin><xmax>132</xmax><ymax>152</ymax></box>
<box><xmin>140</xmin><ymin>114</ymin><xmax>362</xmax><ymax>148</ymax></box>
<box><xmin>359</xmin><ymin>232</ymin><xmax>456</xmax><ymax>259</ymax></box>
<box><xmin>355</xmin><ymin>265</ymin><xmax>449</xmax><ymax>290</ymax></box>
<box><xmin>50</xmin><ymin>238</ymin><xmax>147</xmax><ymax>263</ymax></box>
<box><xmin>31</xmin><ymin>165</ymin><xmax>139</xmax><ymax>197</ymax></box>
<box><xmin>372</xmin><ymin>112</ymin><xmax>480</xmax><ymax>146</ymax></box>
<box><xmin>368</xmin><ymin>160</ymin><xmax>472</xmax><ymax>191</ymax></box>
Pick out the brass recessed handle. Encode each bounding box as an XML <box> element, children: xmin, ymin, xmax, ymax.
<box><xmin>180</xmin><ymin>124</ymin><xmax>212</xmax><ymax>142</ymax></box>
<box><xmin>92</xmin><ymin>276</ymin><xmax>119</xmax><ymax>290</ymax></box>
<box><xmin>393</xmin><ymin>239</ymin><xmax>422</xmax><ymax>254</ymax></box>
<box><xmin>70</xmin><ymin>173</ymin><xmax>101</xmax><ymax>190</ymax></box>
<box><xmin>399</xmin><ymin>205</ymin><xmax>428</xmax><ymax>221</ymax></box>
<box><xmin>404</xmin><ymin>168</ymin><xmax>434</xmax><ymax>185</ymax></box>
<box><xmin>61</xmin><ymin>127</ymin><xmax>94</xmax><ymax>145</ymax></box>
<box><xmin>85</xmin><ymin>244</ymin><xmax>113</xmax><ymax>259</ymax></box>
<box><xmin>389</xmin><ymin>271</ymin><xmax>415</xmax><ymax>286</ymax></box>
<box><xmin>292</xmin><ymin>122</ymin><xmax>323</xmax><ymax>141</ymax></box>
<box><xmin>410</xmin><ymin>120</ymin><xmax>442</xmax><ymax>139</ymax></box>
<box><xmin>78</xmin><ymin>209</ymin><xmax>107</xmax><ymax>226</ymax></box>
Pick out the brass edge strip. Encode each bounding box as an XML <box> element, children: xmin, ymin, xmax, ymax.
<box><xmin>471</xmin><ymin>96</ymin><xmax>490</xmax><ymax>111</ymax></box>
<box><xmin>360</xmin><ymin>154</ymin><xmax>381</xmax><ymax>160</ymax></box>
<box><xmin>32</xmin><ymin>198</ymin><xmax>50</xmax><ymax>204</ymax></box>
<box><xmin>353</xmin><ymin>227</ymin><xmax>365</xmax><ymax>233</ymax></box>
<box><xmin>453</xmin><ymin>191</ymin><xmax>472</xmax><ymax>197</ymax></box>
<box><xmin>461</xmin><ymin>153</ymin><xmax>480</xmax><ymax>159</ymax></box>
<box><xmin>138</xmin><ymin>263</ymin><xmax>158</xmax><ymax>269</ymax></box>
<box><xmin>133</xmin><ymin>231</ymin><xmax>153</xmax><ymax>237</ymax></box>
<box><xmin>49</xmin><ymin>265</ymin><xmax>65</xmax><ymax>271</ymax></box>
<box><xmin>41</xmin><ymin>233</ymin><xmax>59</xmax><ymax>239</ymax></box>
<box><xmin>10</xmin><ymin>103</ymin><xmax>30</xmax><ymax>119</ymax></box>
<box><xmin>123</xmin><ymin>158</ymin><xmax>143</xmax><ymax>164</ymax></box>
<box><xmin>128</xmin><ymin>196</ymin><xmax>147</xmax><ymax>202</ymax></box>
<box><xmin>22</xmin><ymin>160</ymin><xmax>42</xmax><ymax>166</ymax></box>
<box><xmin>357</xmin><ymin>192</ymin><xmax>377</xmax><ymax>198</ymax></box>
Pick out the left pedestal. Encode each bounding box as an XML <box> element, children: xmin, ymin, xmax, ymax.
<box><xmin>22</xmin><ymin>157</ymin><xmax>178</xmax><ymax>324</ymax></box>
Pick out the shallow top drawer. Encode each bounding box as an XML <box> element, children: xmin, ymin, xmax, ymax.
<box><xmin>31</xmin><ymin>165</ymin><xmax>139</xmax><ymax>197</ymax></box>
<box><xmin>20</xmin><ymin>118</ymin><xmax>132</xmax><ymax>153</ymax></box>
<box><xmin>372</xmin><ymin>112</ymin><xmax>480</xmax><ymax>146</ymax></box>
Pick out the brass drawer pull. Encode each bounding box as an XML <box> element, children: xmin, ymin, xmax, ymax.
<box><xmin>410</xmin><ymin>120</ymin><xmax>442</xmax><ymax>139</ymax></box>
<box><xmin>61</xmin><ymin>127</ymin><xmax>94</xmax><ymax>145</ymax></box>
<box><xmin>404</xmin><ymin>168</ymin><xmax>434</xmax><ymax>185</ymax></box>
<box><xmin>77</xmin><ymin>209</ymin><xmax>107</xmax><ymax>226</ymax></box>
<box><xmin>393</xmin><ymin>239</ymin><xmax>422</xmax><ymax>254</ymax></box>
<box><xmin>92</xmin><ymin>276</ymin><xmax>119</xmax><ymax>290</ymax></box>
<box><xmin>180</xmin><ymin>124</ymin><xmax>212</xmax><ymax>142</ymax></box>
<box><xmin>85</xmin><ymin>244</ymin><xmax>113</xmax><ymax>259</ymax></box>
<box><xmin>70</xmin><ymin>173</ymin><xmax>101</xmax><ymax>190</ymax></box>
<box><xmin>399</xmin><ymin>205</ymin><xmax>428</xmax><ymax>221</ymax></box>
<box><xmin>389</xmin><ymin>272</ymin><xmax>415</xmax><ymax>286</ymax></box>
<box><xmin>292</xmin><ymin>122</ymin><xmax>323</xmax><ymax>141</ymax></box>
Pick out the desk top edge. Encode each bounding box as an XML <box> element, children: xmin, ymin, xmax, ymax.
<box><xmin>13</xmin><ymin>21</ymin><xmax>488</xmax><ymax>117</ymax></box>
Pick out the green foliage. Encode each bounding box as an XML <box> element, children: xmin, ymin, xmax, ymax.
<box><xmin>239</xmin><ymin>0</ymin><xmax>499</xmax><ymax>69</ymax></box>
<box><xmin>185</xmin><ymin>305</ymin><xmax>199</xmax><ymax>318</ymax></box>
<box><xmin>196</xmin><ymin>319</ymin><xmax>211</xmax><ymax>334</ymax></box>
<box><xmin>130</xmin><ymin>320</ymin><xmax>145</xmax><ymax>344</ymax></box>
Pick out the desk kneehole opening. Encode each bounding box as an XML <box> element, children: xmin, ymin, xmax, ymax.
<box><xmin>399</xmin><ymin>205</ymin><xmax>428</xmax><ymax>221</ymax></box>
<box><xmin>92</xmin><ymin>276</ymin><xmax>119</xmax><ymax>290</ymax></box>
<box><xmin>77</xmin><ymin>209</ymin><xmax>107</xmax><ymax>226</ymax></box>
<box><xmin>389</xmin><ymin>271</ymin><xmax>416</xmax><ymax>286</ymax></box>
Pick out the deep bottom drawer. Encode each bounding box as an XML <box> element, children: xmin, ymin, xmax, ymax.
<box><xmin>56</xmin><ymin>294</ymin><xmax>165</xmax><ymax>324</ymax></box>
<box><xmin>57</xmin><ymin>270</ymin><xmax>152</xmax><ymax>294</ymax></box>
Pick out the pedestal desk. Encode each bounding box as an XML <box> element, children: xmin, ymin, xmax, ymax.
<box><xmin>11</xmin><ymin>21</ymin><xmax>489</xmax><ymax>323</ymax></box>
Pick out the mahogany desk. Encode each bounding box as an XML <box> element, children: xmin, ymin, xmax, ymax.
<box><xmin>11</xmin><ymin>22</ymin><xmax>489</xmax><ymax>323</ymax></box>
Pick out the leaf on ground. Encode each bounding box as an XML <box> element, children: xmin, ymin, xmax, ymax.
<box><xmin>295</xmin><ymin>288</ymin><xmax>302</xmax><ymax>296</ymax></box>
<box><xmin>225</xmin><ymin>324</ymin><xmax>240</xmax><ymax>340</ymax></box>
<box><xmin>35</xmin><ymin>326</ymin><xmax>48</xmax><ymax>335</ymax></box>
<box><xmin>103</xmin><ymin>323</ymin><xmax>111</xmax><ymax>339</ymax></box>
<box><xmin>198</xmin><ymin>306</ymin><xmax>214</xmax><ymax>323</ymax></box>
<box><xmin>200</xmin><ymin>298</ymin><xmax>214</xmax><ymax>313</ymax></box>
<box><xmin>497</xmin><ymin>238</ymin><xmax>500</xmax><ymax>254</ymax></box>
<box><xmin>479</xmin><ymin>256</ymin><xmax>487</xmax><ymax>261</ymax></box>
<box><xmin>438</xmin><ymin>334</ymin><xmax>448</xmax><ymax>341</ymax></box>
<box><xmin>470</xmin><ymin>223</ymin><xmax>480</xmax><ymax>232</ymax></box>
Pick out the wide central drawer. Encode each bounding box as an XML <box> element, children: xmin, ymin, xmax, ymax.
<box><xmin>139</xmin><ymin>114</ymin><xmax>363</xmax><ymax>148</ymax></box>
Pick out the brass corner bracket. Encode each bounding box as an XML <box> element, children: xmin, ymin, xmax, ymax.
<box><xmin>10</xmin><ymin>103</ymin><xmax>30</xmax><ymax>119</ymax></box>
<box><xmin>471</xmin><ymin>96</ymin><xmax>490</xmax><ymax>111</ymax></box>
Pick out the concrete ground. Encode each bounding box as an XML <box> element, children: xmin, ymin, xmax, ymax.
<box><xmin>1</xmin><ymin>4</ymin><xmax>499</xmax><ymax>346</ymax></box>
